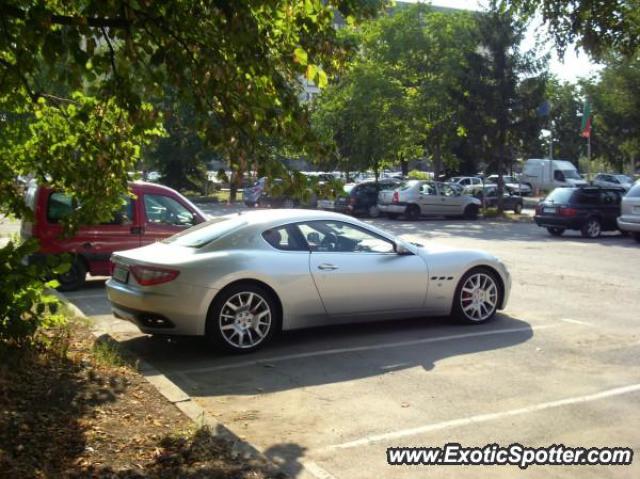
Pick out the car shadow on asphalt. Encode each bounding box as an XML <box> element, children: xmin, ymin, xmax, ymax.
<box><xmin>119</xmin><ymin>313</ymin><xmax>535</xmax><ymax>397</ymax></box>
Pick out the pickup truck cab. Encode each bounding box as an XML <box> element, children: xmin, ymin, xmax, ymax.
<box><xmin>21</xmin><ymin>181</ymin><xmax>207</xmax><ymax>290</ymax></box>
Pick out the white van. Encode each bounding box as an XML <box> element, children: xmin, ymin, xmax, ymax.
<box><xmin>522</xmin><ymin>159</ymin><xmax>587</xmax><ymax>191</ymax></box>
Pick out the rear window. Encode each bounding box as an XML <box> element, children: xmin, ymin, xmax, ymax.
<box><xmin>544</xmin><ymin>188</ymin><xmax>574</xmax><ymax>204</ymax></box>
<box><xmin>162</xmin><ymin>216</ymin><xmax>246</xmax><ymax>248</ymax></box>
<box><xmin>399</xmin><ymin>180</ymin><xmax>420</xmax><ymax>191</ymax></box>
<box><xmin>626</xmin><ymin>184</ymin><xmax>640</xmax><ymax>198</ymax></box>
<box><xmin>47</xmin><ymin>192</ymin><xmax>75</xmax><ymax>222</ymax></box>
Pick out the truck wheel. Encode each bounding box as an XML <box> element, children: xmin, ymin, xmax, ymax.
<box><xmin>404</xmin><ymin>204</ymin><xmax>420</xmax><ymax>221</ymax></box>
<box><xmin>464</xmin><ymin>204</ymin><xmax>479</xmax><ymax>220</ymax></box>
<box><xmin>57</xmin><ymin>257</ymin><xmax>87</xmax><ymax>292</ymax></box>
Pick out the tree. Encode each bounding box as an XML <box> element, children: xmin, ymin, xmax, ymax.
<box><xmin>544</xmin><ymin>78</ymin><xmax>584</xmax><ymax>161</ymax></box>
<box><xmin>582</xmin><ymin>57</ymin><xmax>640</xmax><ymax>173</ymax></box>
<box><xmin>0</xmin><ymin>0</ymin><xmax>384</xmax><ymax>343</ymax></box>
<box><xmin>456</xmin><ymin>2</ymin><xmax>547</xmax><ymax>211</ymax></box>
<box><xmin>504</xmin><ymin>0</ymin><xmax>640</xmax><ymax>59</ymax></box>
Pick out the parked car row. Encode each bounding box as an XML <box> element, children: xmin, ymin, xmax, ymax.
<box><xmin>534</xmin><ymin>183</ymin><xmax>640</xmax><ymax>241</ymax></box>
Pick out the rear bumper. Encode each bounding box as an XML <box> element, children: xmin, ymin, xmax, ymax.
<box><xmin>378</xmin><ymin>203</ymin><xmax>407</xmax><ymax>214</ymax></box>
<box><xmin>106</xmin><ymin>278</ymin><xmax>217</xmax><ymax>336</ymax></box>
<box><xmin>534</xmin><ymin>216</ymin><xmax>583</xmax><ymax>230</ymax></box>
<box><xmin>617</xmin><ymin>217</ymin><xmax>640</xmax><ymax>233</ymax></box>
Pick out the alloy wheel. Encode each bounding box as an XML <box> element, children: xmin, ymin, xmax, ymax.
<box><xmin>219</xmin><ymin>292</ymin><xmax>272</xmax><ymax>349</ymax></box>
<box><xmin>459</xmin><ymin>273</ymin><xmax>498</xmax><ymax>322</ymax></box>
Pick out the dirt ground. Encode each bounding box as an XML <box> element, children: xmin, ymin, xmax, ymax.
<box><xmin>0</xmin><ymin>322</ymin><xmax>282</xmax><ymax>478</ymax></box>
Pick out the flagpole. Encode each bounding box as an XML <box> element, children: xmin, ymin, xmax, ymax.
<box><xmin>587</xmin><ymin>133</ymin><xmax>591</xmax><ymax>181</ymax></box>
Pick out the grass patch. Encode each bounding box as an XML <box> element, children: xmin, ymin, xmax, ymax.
<box><xmin>91</xmin><ymin>337</ymin><xmax>131</xmax><ymax>368</ymax></box>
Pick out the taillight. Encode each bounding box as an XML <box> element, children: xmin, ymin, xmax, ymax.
<box><xmin>130</xmin><ymin>265</ymin><xmax>180</xmax><ymax>286</ymax></box>
<box><xmin>392</xmin><ymin>191</ymin><xmax>399</xmax><ymax>203</ymax></box>
<box><xmin>559</xmin><ymin>207</ymin><xmax>577</xmax><ymax>217</ymax></box>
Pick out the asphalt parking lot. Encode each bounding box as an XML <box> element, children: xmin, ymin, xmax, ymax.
<box><xmin>62</xmin><ymin>211</ymin><xmax>640</xmax><ymax>478</ymax></box>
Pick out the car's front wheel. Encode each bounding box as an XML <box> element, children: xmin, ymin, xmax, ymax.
<box><xmin>581</xmin><ymin>217</ymin><xmax>601</xmax><ymax>238</ymax></box>
<box><xmin>547</xmin><ymin>227</ymin><xmax>564</xmax><ymax>237</ymax></box>
<box><xmin>206</xmin><ymin>283</ymin><xmax>280</xmax><ymax>353</ymax></box>
<box><xmin>452</xmin><ymin>267</ymin><xmax>501</xmax><ymax>324</ymax></box>
<box><xmin>513</xmin><ymin>202</ymin><xmax>523</xmax><ymax>214</ymax></box>
<box><xmin>464</xmin><ymin>204</ymin><xmax>479</xmax><ymax>220</ymax></box>
<box><xmin>57</xmin><ymin>257</ymin><xmax>87</xmax><ymax>292</ymax></box>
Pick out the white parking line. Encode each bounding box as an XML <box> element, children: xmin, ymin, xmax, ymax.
<box><xmin>559</xmin><ymin>318</ymin><xmax>594</xmax><ymax>327</ymax></box>
<box><xmin>177</xmin><ymin>324</ymin><xmax>562</xmax><ymax>375</ymax></box>
<box><xmin>323</xmin><ymin>383</ymin><xmax>640</xmax><ymax>451</ymax></box>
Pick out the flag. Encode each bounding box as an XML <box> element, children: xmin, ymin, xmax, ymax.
<box><xmin>581</xmin><ymin>99</ymin><xmax>592</xmax><ymax>138</ymax></box>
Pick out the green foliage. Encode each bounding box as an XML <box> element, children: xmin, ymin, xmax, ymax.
<box><xmin>0</xmin><ymin>239</ymin><xmax>66</xmax><ymax>348</ymax></box>
<box><xmin>407</xmin><ymin>170</ymin><xmax>430</xmax><ymax>180</ymax></box>
<box><xmin>544</xmin><ymin>78</ymin><xmax>584</xmax><ymax>161</ymax></box>
<box><xmin>504</xmin><ymin>0</ymin><xmax>640</xmax><ymax>60</ymax></box>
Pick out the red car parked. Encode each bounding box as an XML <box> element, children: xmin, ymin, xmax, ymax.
<box><xmin>21</xmin><ymin>181</ymin><xmax>207</xmax><ymax>290</ymax></box>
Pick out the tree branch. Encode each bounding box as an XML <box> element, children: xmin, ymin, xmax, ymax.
<box><xmin>1</xmin><ymin>4</ymin><xmax>130</xmax><ymax>29</ymax></box>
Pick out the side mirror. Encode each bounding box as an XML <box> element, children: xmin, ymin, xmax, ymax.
<box><xmin>395</xmin><ymin>242</ymin><xmax>413</xmax><ymax>255</ymax></box>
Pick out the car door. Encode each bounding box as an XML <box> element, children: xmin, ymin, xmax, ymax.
<box><xmin>417</xmin><ymin>182</ymin><xmax>441</xmax><ymax>215</ymax></box>
<box><xmin>140</xmin><ymin>192</ymin><xmax>200</xmax><ymax>244</ymax></box>
<box><xmin>299</xmin><ymin>220</ymin><xmax>428</xmax><ymax>316</ymax></box>
<box><xmin>437</xmin><ymin>182</ymin><xmax>466</xmax><ymax>215</ymax></box>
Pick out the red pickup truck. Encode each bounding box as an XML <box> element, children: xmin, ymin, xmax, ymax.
<box><xmin>21</xmin><ymin>181</ymin><xmax>207</xmax><ymax>290</ymax></box>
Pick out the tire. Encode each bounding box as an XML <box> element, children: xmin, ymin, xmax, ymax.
<box><xmin>206</xmin><ymin>283</ymin><xmax>280</xmax><ymax>354</ymax></box>
<box><xmin>368</xmin><ymin>205</ymin><xmax>381</xmax><ymax>218</ymax></box>
<box><xmin>463</xmin><ymin>204</ymin><xmax>479</xmax><ymax>220</ymax></box>
<box><xmin>386</xmin><ymin>213</ymin><xmax>400</xmax><ymax>220</ymax></box>
<box><xmin>547</xmin><ymin>227</ymin><xmax>564</xmax><ymax>237</ymax></box>
<box><xmin>513</xmin><ymin>202</ymin><xmax>523</xmax><ymax>214</ymax></box>
<box><xmin>581</xmin><ymin>217</ymin><xmax>601</xmax><ymax>238</ymax></box>
<box><xmin>404</xmin><ymin>204</ymin><xmax>420</xmax><ymax>221</ymax></box>
<box><xmin>57</xmin><ymin>257</ymin><xmax>87</xmax><ymax>292</ymax></box>
<box><xmin>452</xmin><ymin>267</ymin><xmax>501</xmax><ymax>324</ymax></box>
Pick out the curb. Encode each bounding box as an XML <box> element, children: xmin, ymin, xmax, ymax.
<box><xmin>52</xmin><ymin>291</ymin><xmax>317</xmax><ymax>478</ymax></box>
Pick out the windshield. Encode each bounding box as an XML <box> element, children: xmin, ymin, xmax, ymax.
<box><xmin>399</xmin><ymin>180</ymin><xmax>421</xmax><ymax>191</ymax></box>
<box><xmin>545</xmin><ymin>188</ymin><xmax>574</xmax><ymax>204</ymax></box>
<box><xmin>562</xmin><ymin>170</ymin><xmax>581</xmax><ymax>180</ymax></box>
<box><xmin>162</xmin><ymin>216</ymin><xmax>246</xmax><ymax>248</ymax></box>
<box><xmin>616</xmin><ymin>175</ymin><xmax>632</xmax><ymax>183</ymax></box>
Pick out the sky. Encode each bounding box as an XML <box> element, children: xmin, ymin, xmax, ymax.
<box><xmin>421</xmin><ymin>0</ymin><xmax>603</xmax><ymax>82</ymax></box>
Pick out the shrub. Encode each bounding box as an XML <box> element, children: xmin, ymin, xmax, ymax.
<box><xmin>0</xmin><ymin>239</ymin><xmax>67</xmax><ymax>349</ymax></box>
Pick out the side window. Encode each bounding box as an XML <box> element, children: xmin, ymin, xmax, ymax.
<box><xmin>554</xmin><ymin>170</ymin><xmax>565</xmax><ymax>181</ymax></box>
<box><xmin>600</xmin><ymin>191</ymin><xmax>621</xmax><ymax>205</ymax></box>
<box><xmin>262</xmin><ymin>225</ymin><xmax>307</xmax><ymax>251</ymax></box>
<box><xmin>298</xmin><ymin>221</ymin><xmax>394</xmax><ymax>254</ymax></box>
<box><xmin>47</xmin><ymin>192</ymin><xmax>133</xmax><ymax>224</ymax></box>
<box><xmin>420</xmin><ymin>184</ymin><xmax>436</xmax><ymax>196</ymax></box>
<box><xmin>101</xmin><ymin>197</ymin><xmax>134</xmax><ymax>225</ymax></box>
<box><xmin>47</xmin><ymin>192</ymin><xmax>74</xmax><ymax>223</ymax></box>
<box><xmin>143</xmin><ymin>194</ymin><xmax>195</xmax><ymax>226</ymax></box>
<box><xmin>574</xmin><ymin>191</ymin><xmax>599</xmax><ymax>205</ymax></box>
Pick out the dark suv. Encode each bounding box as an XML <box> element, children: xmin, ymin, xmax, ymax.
<box><xmin>534</xmin><ymin>186</ymin><xmax>624</xmax><ymax>238</ymax></box>
<box><xmin>335</xmin><ymin>179</ymin><xmax>400</xmax><ymax>217</ymax></box>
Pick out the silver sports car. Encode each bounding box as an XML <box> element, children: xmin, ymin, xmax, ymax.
<box><xmin>106</xmin><ymin>210</ymin><xmax>511</xmax><ymax>353</ymax></box>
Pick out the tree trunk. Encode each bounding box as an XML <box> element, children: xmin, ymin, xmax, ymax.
<box><xmin>433</xmin><ymin>143</ymin><xmax>442</xmax><ymax>180</ymax></box>
<box><xmin>401</xmin><ymin>158</ymin><xmax>408</xmax><ymax>177</ymax></box>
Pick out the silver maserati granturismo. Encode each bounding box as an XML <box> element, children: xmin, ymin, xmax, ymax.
<box><xmin>106</xmin><ymin>209</ymin><xmax>511</xmax><ymax>353</ymax></box>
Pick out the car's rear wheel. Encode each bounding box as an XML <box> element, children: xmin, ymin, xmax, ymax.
<box><xmin>404</xmin><ymin>204</ymin><xmax>420</xmax><ymax>221</ymax></box>
<box><xmin>452</xmin><ymin>267</ymin><xmax>501</xmax><ymax>324</ymax></box>
<box><xmin>547</xmin><ymin>227</ymin><xmax>564</xmax><ymax>237</ymax></box>
<box><xmin>513</xmin><ymin>202</ymin><xmax>523</xmax><ymax>214</ymax></box>
<box><xmin>464</xmin><ymin>204</ymin><xmax>479</xmax><ymax>220</ymax></box>
<box><xmin>368</xmin><ymin>205</ymin><xmax>381</xmax><ymax>218</ymax></box>
<box><xmin>581</xmin><ymin>217</ymin><xmax>601</xmax><ymax>238</ymax></box>
<box><xmin>206</xmin><ymin>283</ymin><xmax>279</xmax><ymax>353</ymax></box>
<box><xmin>57</xmin><ymin>257</ymin><xmax>87</xmax><ymax>292</ymax></box>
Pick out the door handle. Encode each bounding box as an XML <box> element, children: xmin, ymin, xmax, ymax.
<box><xmin>318</xmin><ymin>263</ymin><xmax>338</xmax><ymax>271</ymax></box>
